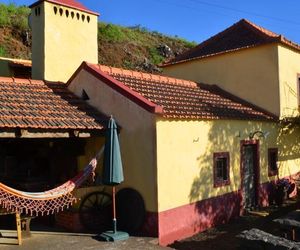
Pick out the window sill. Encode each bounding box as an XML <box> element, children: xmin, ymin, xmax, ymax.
<box><xmin>214</xmin><ymin>181</ymin><xmax>230</xmax><ymax>188</ymax></box>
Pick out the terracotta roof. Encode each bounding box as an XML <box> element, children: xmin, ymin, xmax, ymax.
<box><xmin>0</xmin><ymin>77</ymin><xmax>106</xmax><ymax>131</ymax></box>
<box><xmin>74</xmin><ymin>62</ymin><xmax>277</xmax><ymax>121</ymax></box>
<box><xmin>29</xmin><ymin>0</ymin><xmax>99</xmax><ymax>16</ymax></box>
<box><xmin>162</xmin><ymin>19</ymin><xmax>300</xmax><ymax>66</ymax></box>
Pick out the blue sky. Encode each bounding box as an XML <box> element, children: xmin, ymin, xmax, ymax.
<box><xmin>2</xmin><ymin>0</ymin><xmax>300</xmax><ymax>44</ymax></box>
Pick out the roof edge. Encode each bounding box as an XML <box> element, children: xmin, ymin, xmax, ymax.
<box><xmin>29</xmin><ymin>0</ymin><xmax>99</xmax><ymax>16</ymax></box>
<box><xmin>161</xmin><ymin>42</ymin><xmax>281</xmax><ymax>67</ymax></box>
<box><xmin>199</xmin><ymin>83</ymin><xmax>279</xmax><ymax>121</ymax></box>
<box><xmin>161</xmin><ymin>44</ymin><xmax>266</xmax><ymax>67</ymax></box>
<box><xmin>67</xmin><ymin>62</ymin><xmax>164</xmax><ymax>115</ymax></box>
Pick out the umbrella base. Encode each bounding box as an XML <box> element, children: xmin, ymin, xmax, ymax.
<box><xmin>99</xmin><ymin>231</ymin><xmax>129</xmax><ymax>242</ymax></box>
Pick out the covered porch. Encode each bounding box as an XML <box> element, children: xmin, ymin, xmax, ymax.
<box><xmin>0</xmin><ymin>77</ymin><xmax>108</xmax><ymax>240</ymax></box>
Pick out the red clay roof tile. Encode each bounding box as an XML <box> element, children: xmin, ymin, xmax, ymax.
<box><xmin>86</xmin><ymin>63</ymin><xmax>277</xmax><ymax>121</ymax></box>
<box><xmin>0</xmin><ymin>78</ymin><xmax>106</xmax><ymax>131</ymax></box>
<box><xmin>163</xmin><ymin>19</ymin><xmax>300</xmax><ymax>66</ymax></box>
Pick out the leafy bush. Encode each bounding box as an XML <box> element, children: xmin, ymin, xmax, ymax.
<box><xmin>0</xmin><ymin>3</ymin><xmax>30</xmax><ymax>31</ymax></box>
<box><xmin>149</xmin><ymin>47</ymin><xmax>164</xmax><ymax>65</ymax></box>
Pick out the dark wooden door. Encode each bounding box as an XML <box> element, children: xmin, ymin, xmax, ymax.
<box><xmin>241</xmin><ymin>144</ymin><xmax>258</xmax><ymax>209</ymax></box>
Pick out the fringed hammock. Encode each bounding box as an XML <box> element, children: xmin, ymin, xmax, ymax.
<box><xmin>0</xmin><ymin>147</ymin><xmax>104</xmax><ymax>216</ymax></box>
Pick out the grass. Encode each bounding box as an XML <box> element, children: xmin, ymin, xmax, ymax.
<box><xmin>99</xmin><ymin>22</ymin><xmax>197</xmax><ymax>47</ymax></box>
<box><xmin>98</xmin><ymin>21</ymin><xmax>196</xmax><ymax>67</ymax></box>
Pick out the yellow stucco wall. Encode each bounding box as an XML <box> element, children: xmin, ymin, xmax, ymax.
<box><xmin>156</xmin><ymin>119</ymin><xmax>300</xmax><ymax>212</ymax></box>
<box><xmin>163</xmin><ymin>45</ymin><xmax>280</xmax><ymax>116</ymax></box>
<box><xmin>68</xmin><ymin>69</ymin><xmax>158</xmax><ymax>212</ymax></box>
<box><xmin>31</xmin><ymin>2</ymin><xmax>98</xmax><ymax>82</ymax></box>
<box><xmin>278</xmin><ymin>45</ymin><xmax>300</xmax><ymax>118</ymax></box>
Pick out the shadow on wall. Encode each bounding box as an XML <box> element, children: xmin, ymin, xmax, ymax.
<box><xmin>276</xmin><ymin>121</ymin><xmax>300</xmax><ymax>179</ymax></box>
<box><xmin>188</xmin><ymin>116</ymin><xmax>300</xmax><ymax>235</ymax></box>
<box><xmin>188</xmin><ymin>120</ymin><xmax>246</xmax><ymax>234</ymax></box>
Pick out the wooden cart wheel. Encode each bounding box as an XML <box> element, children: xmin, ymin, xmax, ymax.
<box><xmin>79</xmin><ymin>191</ymin><xmax>112</xmax><ymax>232</ymax></box>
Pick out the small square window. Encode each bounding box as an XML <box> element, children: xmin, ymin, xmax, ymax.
<box><xmin>268</xmin><ymin>148</ymin><xmax>278</xmax><ymax>176</ymax></box>
<box><xmin>213</xmin><ymin>152</ymin><xmax>230</xmax><ymax>187</ymax></box>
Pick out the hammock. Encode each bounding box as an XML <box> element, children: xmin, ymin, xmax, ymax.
<box><xmin>0</xmin><ymin>147</ymin><xmax>104</xmax><ymax>216</ymax></box>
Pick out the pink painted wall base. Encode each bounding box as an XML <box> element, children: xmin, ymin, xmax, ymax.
<box><xmin>155</xmin><ymin>174</ymin><xmax>298</xmax><ymax>246</ymax></box>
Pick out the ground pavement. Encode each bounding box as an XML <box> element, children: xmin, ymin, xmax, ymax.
<box><xmin>0</xmin><ymin>231</ymin><xmax>173</xmax><ymax>250</ymax></box>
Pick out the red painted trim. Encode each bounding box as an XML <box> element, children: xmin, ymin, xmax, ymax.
<box><xmin>213</xmin><ymin>152</ymin><xmax>230</xmax><ymax>187</ymax></box>
<box><xmin>158</xmin><ymin>190</ymin><xmax>242</xmax><ymax>246</ymax></box>
<box><xmin>157</xmin><ymin>171</ymin><xmax>299</xmax><ymax>246</ymax></box>
<box><xmin>268</xmin><ymin>148</ymin><xmax>278</xmax><ymax>177</ymax></box>
<box><xmin>67</xmin><ymin>62</ymin><xmax>164</xmax><ymax>115</ymax></box>
<box><xmin>240</xmin><ymin>139</ymin><xmax>260</xmax><ymax>207</ymax></box>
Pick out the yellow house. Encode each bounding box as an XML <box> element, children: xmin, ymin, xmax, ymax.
<box><xmin>67</xmin><ymin>62</ymin><xmax>300</xmax><ymax>245</ymax></box>
<box><xmin>1</xmin><ymin>0</ymin><xmax>300</xmax><ymax>247</ymax></box>
<box><xmin>162</xmin><ymin>19</ymin><xmax>300</xmax><ymax>119</ymax></box>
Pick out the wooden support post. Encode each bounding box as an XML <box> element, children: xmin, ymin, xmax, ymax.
<box><xmin>15</xmin><ymin>212</ymin><xmax>22</xmax><ymax>245</ymax></box>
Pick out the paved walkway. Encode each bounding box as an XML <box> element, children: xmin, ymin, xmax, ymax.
<box><xmin>0</xmin><ymin>231</ymin><xmax>172</xmax><ymax>250</ymax></box>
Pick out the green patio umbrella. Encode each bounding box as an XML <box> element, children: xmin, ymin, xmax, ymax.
<box><xmin>100</xmin><ymin>117</ymin><xmax>129</xmax><ymax>242</ymax></box>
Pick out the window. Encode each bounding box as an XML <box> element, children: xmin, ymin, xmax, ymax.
<box><xmin>268</xmin><ymin>148</ymin><xmax>278</xmax><ymax>176</ymax></box>
<box><xmin>213</xmin><ymin>152</ymin><xmax>230</xmax><ymax>187</ymax></box>
<box><xmin>35</xmin><ymin>7</ymin><xmax>40</xmax><ymax>16</ymax></box>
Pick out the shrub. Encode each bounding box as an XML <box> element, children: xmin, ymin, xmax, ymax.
<box><xmin>149</xmin><ymin>47</ymin><xmax>164</xmax><ymax>65</ymax></box>
<box><xmin>0</xmin><ymin>3</ymin><xmax>30</xmax><ymax>31</ymax></box>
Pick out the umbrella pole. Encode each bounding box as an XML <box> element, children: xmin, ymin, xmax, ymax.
<box><xmin>99</xmin><ymin>185</ymin><xmax>129</xmax><ymax>241</ymax></box>
<box><xmin>112</xmin><ymin>186</ymin><xmax>117</xmax><ymax>234</ymax></box>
